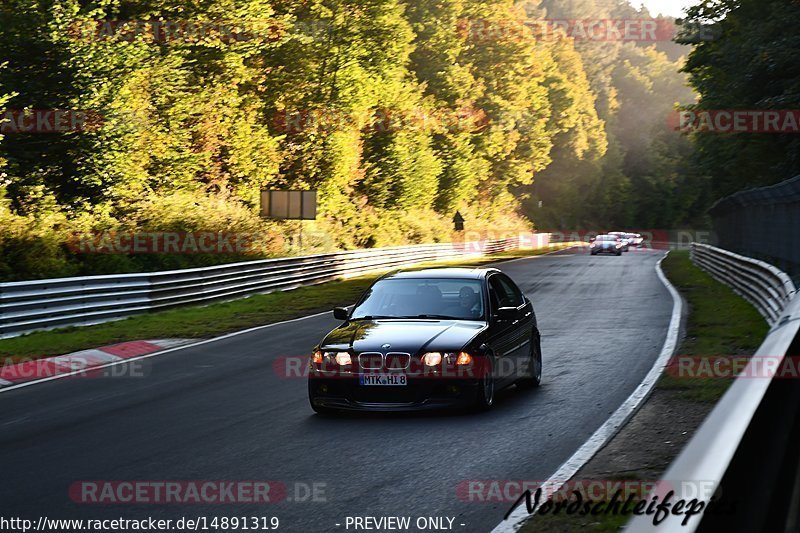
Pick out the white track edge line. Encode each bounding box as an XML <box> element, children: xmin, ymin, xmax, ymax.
<box><xmin>490</xmin><ymin>251</ymin><xmax>684</xmax><ymax>533</ymax></box>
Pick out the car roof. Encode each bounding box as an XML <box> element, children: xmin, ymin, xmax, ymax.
<box><xmin>381</xmin><ymin>267</ymin><xmax>498</xmax><ymax>280</ymax></box>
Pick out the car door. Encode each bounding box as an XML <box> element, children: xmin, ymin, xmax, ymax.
<box><xmin>486</xmin><ymin>274</ymin><xmax>523</xmax><ymax>386</ymax></box>
<box><xmin>493</xmin><ymin>274</ymin><xmax>534</xmax><ymax>382</ymax></box>
<box><xmin>496</xmin><ymin>274</ymin><xmax>535</xmax><ymax>379</ymax></box>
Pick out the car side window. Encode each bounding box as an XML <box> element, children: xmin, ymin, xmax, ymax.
<box><xmin>488</xmin><ymin>278</ymin><xmax>502</xmax><ymax>312</ymax></box>
<box><xmin>488</xmin><ymin>276</ymin><xmax>503</xmax><ymax>310</ymax></box>
<box><xmin>487</xmin><ymin>275</ymin><xmax>515</xmax><ymax>309</ymax></box>
<box><xmin>492</xmin><ymin>275</ymin><xmax>524</xmax><ymax>308</ymax></box>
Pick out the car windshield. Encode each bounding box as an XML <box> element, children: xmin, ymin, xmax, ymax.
<box><xmin>597</xmin><ymin>235</ymin><xmax>617</xmax><ymax>241</ymax></box>
<box><xmin>351</xmin><ymin>278</ymin><xmax>485</xmax><ymax>320</ymax></box>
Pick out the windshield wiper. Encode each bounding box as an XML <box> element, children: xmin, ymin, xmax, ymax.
<box><xmin>350</xmin><ymin>315</ymin><xmax>394</xmax><ymax>320</ymax></box>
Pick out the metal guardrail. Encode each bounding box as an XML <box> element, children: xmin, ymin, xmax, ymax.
<box><xmin>690</xmin><ymin>243</ymin><xmax>796</xmax><ymax>325</ymax></box>
<box><xmin>629</xmin><ymin>244</ymin><xmax>800</xmax><ymax>532</ymax></box>
<box><xmin>0</xmin><ymin>236</ymin><xmax>541</xmax><ymax>338</ymax></box>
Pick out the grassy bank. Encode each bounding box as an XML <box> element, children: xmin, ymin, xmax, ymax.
<box><xmin>0</xmin><ymin>243</ymin><xmax>577</xmax><ymax>364</ymax></box>
<box><xmin>657</xmin><ymin>250</ymin><xmax>769</xmax><ymax>401</ymax></box>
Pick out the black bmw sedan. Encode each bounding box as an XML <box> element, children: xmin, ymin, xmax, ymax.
<box><xmin>308</xmin><ymin>267</ymin><xmax>542</xmax><ymax>414</ymax></box>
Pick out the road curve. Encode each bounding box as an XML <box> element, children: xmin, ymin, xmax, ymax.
<box><xmin>0</xmin><ymin>249</ymin><xmax>673</xmax><ymax>532</ymax></box>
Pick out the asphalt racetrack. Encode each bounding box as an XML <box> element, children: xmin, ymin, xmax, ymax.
<box><xmin>0</xmin><ymin>248</ymin><xmax>673</xmax><ymax>532</ymax></box>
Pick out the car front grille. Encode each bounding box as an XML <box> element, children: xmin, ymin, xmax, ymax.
<box><xmin>384</xmin><ymin>353</ymin><xmax>411</xmax><ymax>370</ymax></box>
<box><xmin>357</xmin><ymin>352</ymin><xmax>412</xmax><ymax>371</ymax></box>
<box><xmin>358</xmin><ymin>352</ymin><xmax>384</xmax><ymax>370</ymax></box>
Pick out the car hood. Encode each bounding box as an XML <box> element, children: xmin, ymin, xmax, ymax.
<box><xmin>319</xmin><ymin>319</ymin><xmax>486</xmax><ymax>354</ymax></box>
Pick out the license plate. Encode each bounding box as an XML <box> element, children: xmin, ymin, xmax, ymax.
<box><xmin>359</xmin><ymin>374</ymin><xmax>407</xmax><ymax>386</ymax></box>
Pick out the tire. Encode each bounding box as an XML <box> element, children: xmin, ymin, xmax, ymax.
<box><xmin>475</xmin><ymin>356</ymin><xmax>495</xmax><ymax>411</ymax></box>
<box><xmin>517</xmin><ymin>331</ymin><xmax>542</xmax><ymax>389</ymax></box>
<box><xmin>616</xmin><ymin>251</ymin><xmax>622</xmax><ymax>256</ymax></box>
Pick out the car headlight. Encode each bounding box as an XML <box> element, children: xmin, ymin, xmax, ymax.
<box><xmin>421</xmin><ymin>352</ymin><xmax>474</xmax><ymax>366</ymax></box>
<box><xmin>334</xmin><ymin>353</ymin><xmax>352</xmax><ymax>366</ymax></box>
<box><xmin>314</xmin><ymin>351</ymin><xmax>351</xmax><ymax>365</ymax></box>
<box><xmin>324</xmin><ymin>351</ymin><xmax>351</xmax><ymax>366</ymax></box>
<box><xmin>422</xmin><ymin>352</ymin><xmax>443</xmax><ymax>367</ymax></box>
<box><xmin>455</xmin><ymin>352</ymin><xmax>473</xmax><ymax>365</ymax></box>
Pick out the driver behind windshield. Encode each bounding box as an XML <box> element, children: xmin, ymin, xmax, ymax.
<box><xmin>443</xmin><ymin>286</ymin><xmax>482</xmax><ymax>319</ymax></box>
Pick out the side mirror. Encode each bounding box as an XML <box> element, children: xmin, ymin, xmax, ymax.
<box><xmin>333</xmin><ymin>307</ymin><xmax>350</xmax><ymax>321</ymax></box>
<box><xmin>495</xmin><ymin>307</ymin><xmax>518</xmax><ymax>322</ymax></box>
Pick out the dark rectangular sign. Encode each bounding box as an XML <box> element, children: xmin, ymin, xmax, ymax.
<box><xmin>260</xmin><ymin>190</ymin><xmax>317</xmax><ymax>220</ymax></box>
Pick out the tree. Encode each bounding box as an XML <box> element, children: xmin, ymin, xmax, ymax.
<box><xmin>681</xmin><ymin>0</ymin><xmax>800</xmax><ymax>199</ymax></box>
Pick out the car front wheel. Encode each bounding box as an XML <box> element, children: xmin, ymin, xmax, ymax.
<box><xmin>475</xmin><ymin>356</ymin><xmax>495</xmax><ymax>411</ymax></box>
<box><xmin>518</xmin><ymin>332</ymin><xmax>542</xmax><ymax>389</ymax></box>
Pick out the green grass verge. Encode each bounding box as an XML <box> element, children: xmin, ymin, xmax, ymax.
<box><xmin>0</xmin><ymin>243</ymin><xmax>578</xmax><ymax>364</ymax></box>
<box><xmin>657</xmin><ymin>250</ymin><xmax>769</xmax><ymax>402</ymax></box>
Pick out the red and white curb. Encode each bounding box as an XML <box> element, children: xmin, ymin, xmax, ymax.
<box><xmin>0</xmin><ymin>339</ymin><xmax>195</xmax><ymax>387</ymax></box>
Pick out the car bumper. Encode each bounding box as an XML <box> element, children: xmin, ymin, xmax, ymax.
<box><xmin>308</xmin><ymin>377</ymin><xmax>481</xmax><ymax>411</ymax></box>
